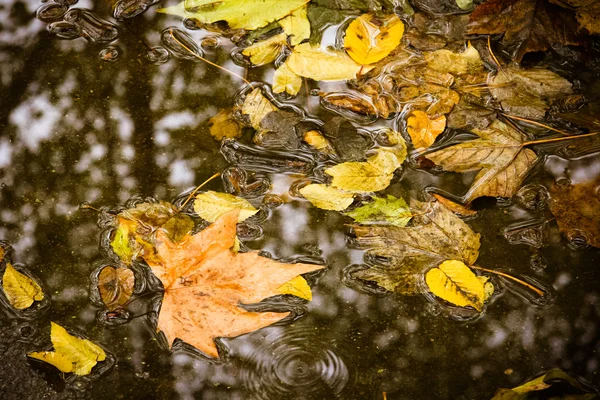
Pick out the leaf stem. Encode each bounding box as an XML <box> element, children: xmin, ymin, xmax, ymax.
<box><xmin>168</xmin><ymin>30</ymin><xmax>251</xmax><ymax>85</ymax></box>
<box><xmin>178</xmin><ymin>172</ymin><xmax>221</xmax><ymax>212</ymax></box>
<box><xmin>487</xmin><ymin>36</ymin><xmax>502</xmax><ymax>70</ymax></box>
<box><xmin>502</xmin><ymin>113</ymin><xmax>572</xmax><ymax>136</ymax></box>
<box><xmin>471</xmin><ymin>266</ymin><xmax>545</xmax><ymax>297</ymax></box>
<box><xmin>522</xmin><ymin>131</ymin><xmax>599</xmax><ymax>147</ymax></box>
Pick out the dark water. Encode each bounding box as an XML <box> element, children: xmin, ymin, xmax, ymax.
<box><xmin>1</xmin><ymin>1</ymin><xmax>600</xmax><ymax>399</ymax></box>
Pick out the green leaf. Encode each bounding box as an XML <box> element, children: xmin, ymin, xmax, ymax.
<box><xmin>345</xmin><ymin>195</ymin><xmax>411</xmax><ymax>226</ymax></box>
<box><xmin>110</xmin><ymin>224</ymin><xmax>133</xmax><ymax>264</ymax></box>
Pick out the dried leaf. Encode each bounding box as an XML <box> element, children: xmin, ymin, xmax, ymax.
<box><xmin>425</xmin><ymin>260</ymin><xmax>491</xmax><ymax>311</ymax></box>
<box><xmin>491</xmin><ymin>368</ymin><xmax>596</xmax><ymax>399</ymax></box>
<box><xmin>146</xmin><ymin>210</ymin><xmax>324</xmax><ymax>357</ymax></box>
<box><xmin>276</xmin><ymin>276</ymin><xmax>313</xmax><ymax>300</ymax></box>
<box><xmin>424</xmin><ymin>44</ymin><xmax>484</xmax><ymax>76</ymax></box>
<box><xmin>279</xmin><ymin>6</ymin><xmax>310</xmax><ymax>45</ymax></box>
<box><xmin>426</xmin><ymin>120</ymin><xmax>538</xmax><ymax>202</ymax></box>
<box><xmin>345</xmin><ymin>195</ymin><xmax>411</xmax><ymax>226</ymax></box>
<box><xmin>432</xmin><ymin>193</ymin><xmax>477</xmax><ymax>216</ymax></box>
<box><xmin>406</xmin><ymin>110</ymin><xmax>446</xmax><ymax>150</ymax></box>
<box><xmin>28</xmin><ymin>322</ymin><xmax>106</xmax><ymax>376</ymax></box>
<box><xmin>287</xmin><ymin>43</ymin><xmax>368</xmax><ymax>81</ymax></box>
<box><xmin>320</xmin><ymin>92</ymin><xmax>378</xmax><ymax>117</ymax></box>
<box><xmin>2</xmin><ymin>263</ymin><xmax>44</xmax><ymax>310</ymax></box>
<box><xmin>194</xmin><ymin>191</ymin><xmax>258</xmax><ymax>222</ymax></box>
<box><xmin>272</xmin><ymin>63</ymin><xmax>302</xmax><ymax>96</ymax></box>
<box><xmin>344</xmin><ymin>14</ymin><xmax>404</xmax><ymax>65</ymax></box>
<box><xmin>98</xmin><ymin>266</ymin><xmax>134</xmax><ymax>311</ymax></box>
<box><xmin>299</xmin><ymin>183</ymin><xmax>354</xmax><ymax>211</ymax></box>
<box><xmin>242</xmin><ymin>88</ymin><xmax>277</xmax><ymax>130</ymax></box>
<box><xmin>303</xmin><ymin>130</ymin><xmax>335</xmax><ymax>155</ymax></box>
<box><xmin>208</xmin><ymin>109</ymin><xmax>242</xmax><ymax>140</ymax></box>
<box><xmin>242</xmin><ymin>33</ymin><xmax>287</xmax><ymax>66</ymax></box>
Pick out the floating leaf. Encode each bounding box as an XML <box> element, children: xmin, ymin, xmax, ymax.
<box><xmin>426</xmin><ymin>120</ymin><xmax>538</xmax><ymax>202</ymax></box>
<box><xmin>98</xmin><ymin>266</ymin><xmax>134</xmax><ymax>311</ymax></box>
<box><xmin>28</xmin><ymin>322</ymin><xmax>106</xmax><ymax>376</ymax></box>
<box><xmin>425</xmin><ymin>260</ymin><xmax>491</xmax><ymax>311</ymax></box>
<box><xmin>194</xmin><ymin>191</ymin><xmax>258</xmax><ymax>222</ymax></box>
<box><xmin>242</xmin><ymin>33</ymin><xmax>287</xmax><ymax>66</ymax></box>
<box><xmin>208</xmin><ymin>109</ymin><xmax>242</xmax><ymax>141</ymax></box>
<box><xmin>406</xmin><ymin>110</ymin><xmax>446</xmax><ymax>150</ymax></box>
<box><xmin>432</xmin><ymin>193</ymin><xmax>477</xmax><ymax>216</ymax></box>
<box><xmin>345</xmin><ymin>195</ymin><xmax>411</xmax><ymax>226</ymax></box>
<box><xmin>492</xmin><ymin>368</ymin><xmax>598</xmax><ymax>399</ymax></box>
<box><xmin>455</xmin><ymin>0</ymin><xmax>473</xmax><ymax>10</ymax></box>
<box><xmin>277</xmin><ymin>276</ymin><xmax>313</xmax><ymax>300</ymax></box>
<box><xmin>146</xmin><ymin>209</ymin><xmax>324</xmax><ymax>357</ymax></box>
<box><xmin>299</xmin><ymin>183</ymin><xmax>354</xmax><ymax>211</ymax></box>
<box><xmin>2</xmin><ymin>263</ymin><xmax>44</xmax><ymax>310</ymax></box>
<box><xmin>303</xmin><ymin>130</ymin><xmax>335</xmax><ymax>155</ymax></box>
<box><xmin>158</xmin><ymin>0</ymin><xmax>310</xmax><ymax>30</ymax></box>
<box><xmin>272</xmin><ymin>63</ymin><xmax>302</xmax><ymax>96</ymax></box>
<box><xmin>424</xmin><ymin>44</ymin><xmax>484</xmax><ymax>76</ymax></box>
<box><xmin>279</xmin><ymin>6</ymin><xmax>310</xmax><ymax>45</ymax></box>
<box><xmin>110</xmin><ymin>224</ymin><xmax>134</xmax><ymax>264</ymax></box>
<box><xmin>344</xmin><ymin>14</ymin><xmax>404</xmax><ymax>65</ymax></box>
<box><xmin>242</xmin><ymin>88</ymin><xmax>277</xmax><ymax>130</ymax></box>
<box><xmin>287</xmin><ymin>43</ymin><xmax>368</xmax><ymax>81</ymax></box>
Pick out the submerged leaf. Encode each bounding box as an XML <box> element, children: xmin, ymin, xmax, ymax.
<box><xmin>2</xmin><ymin>263</ymin><xmax>44</xmax><ymax>310</ymax></box>
<box><xmin>344</xmin><ymin>14</ymin><xmax>404</xmax><ymax>65</ymax></box>
<box><xmin>98</xmin><ymin>266</ymin><xmax>134</xmax><ymax>311</ymax></box>
<box><xmin>194</xmin><ymin>191</ymin><xmax>258</xmax><ymax>222</ymax></box>
<box><xmin>406</xmin><ymin>110</ymin><xmax>446</xmax><ymax>150</ymax></box>
<box><xmin>424</xmin><ymin>44</ymin><xmax>484</xmax><ymax>76</ymax></box>
<box><xmin>345</xmin><ymin>195</ymin><xmax>411</xmax><ymax>226</ymax></box>
<box><xmin>299</xmin><ymin>183</ymin><xmax>354</xmax><ymax>211</ymax></box>
<box><xmin>272</xmin><ymin>63</ymin><xmax>302</xmax><ymax>96</ymax></box>
<box><xmin>287</xmin><ymin>43</ymin><xmax>368</xmax><ymax>81</ymax></box>
<box><xmin>208</xmin><ymin>109</ymin><xmax>242</xmax><ymax>140</ymax></box>
<box><xmin>242</xmin><ymin>33</ymin><xmax>287</xmax><ymax>66</ymax></box>
<box><xmin>279</xmin><ymin>6</ymin><xmax>310</xmax><ymax>45</ymax></box>
<box><xmin>242</xmin><ymin>88</ymin><xmax>278</xmax><ymax>130</ymax></box>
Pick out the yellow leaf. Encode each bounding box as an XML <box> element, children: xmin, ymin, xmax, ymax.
<box><xmin>279</xmin><ymin>6</ymin><xmax>310</xmax><ymax>46</ymax></box>
<box><xmin>28</xmin><ymin>322</ymin><xmax>106</xmax><ymax>376</ymax></box>
<box><xmin>208</xmin><ymin>109</ymin><xmax>242</xmax><ymax>140</ymax></box>
<box><xmin>425</xmin><ymin>260</ymin><xmax>488</xmax><ymax>311</ymax></box>
<box><xmin>241</xmin><ymin>88</ymin><xmax>277</xmax><ymax>130</ymax></box>
<box><xmin>2</xmin><ymin>263</ymin><xmax>44</xmax><ymax>310</ymax></box>
<box><xmin>272</xmin><ymin>63</ymin><xmax>302</xmax><ymax>96</ymax></box>
<box><xmin>425</xmin><ymin>44</ymin><xmax>484</xmax><ymax>76</ymax></box>
<box><xmin>194</xmin><ymin>191</ymin><xmax>258</xmax><ymax>222</ymax></box>
<box><xmin>344</xmin><ymin>14</ymin><xmax>404</xmax><ymax>65</ymax></box>
<box><xmin>110</xmin><ymin>223</ymin><xmax>133</xmax><ymax>265</ymax></box>
<box><xmin>277</xmin><ymin>276</ymin><xmax>313</xmax><ymax>300</ymax></box>
<box><xmin>242</xmin><ymin>33</ymin><xmax>287</xmax><ymax>66</ymax></box>
<box><xmin>406</xmin><ymin>110</ymin><xmax>446</xmax><ymax>150</ymax></box>
<box><xmin>286</xmin><ymin>43</ymin><xmax>369</xmax><ymax>82</ymax></box>
<box><xmin>303</xmin><ymin>130</ymin><xmax>335</xmax><ymax>155</ymax></box>
<box><xmin>299</xmin><ymin>184</ymin><xmax>354</xmax><ymax>211</ymax></box>
<box><xmin>366</xmin><ymin>147</ymin><xmax>406</xmax><ymax>175</ymax></box>
<box><xmin>326</xmin><ymin>162</ymin><xmax>393</xmax><ymax>193</ymax></box>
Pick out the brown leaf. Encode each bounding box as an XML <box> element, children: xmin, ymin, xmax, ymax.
<box><xmin>550</xmin><ymin>0</ymin><xmax>600</xmax><ymax>34</ymax></box>
<box><xmin>432</xmin><ymin>194</ymin><xmax>477</xmax><ymax>216</ymax></box>
<box><xmin>146</xmin><ymin>209</ymin><xmax>324</xmax><ymax>357</ymax></box>
<box><xmin>98</xmin><ymin>266</ymin><xmax>134</xmax><ymax>311</ymax></box>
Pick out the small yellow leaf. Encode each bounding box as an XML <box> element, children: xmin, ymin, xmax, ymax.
<box><xmin>366</xmin><ymin>147</ymin><xmax>406</xmax><ymax>175</ymax></box>
<box><xmin>272</xmin><ymin>63</ymin><xmax>303</xmax><ymax>96</ymax></box>
<box><xmin>194</xmin><ymin>191</ymin><xmax>258</xmax><ymax>222</ymax></box>
<box><xmin>299</xmin><ymin>184</ymin><xmax>354</xmax><ymax>211</ymax></box>
<box><xmin>28</xmin><ymin>351</ymin><xmax>74</xmax><ymax>374</ymax></box>
<box><xmin>287</xmin><ymin>43</ymin><xmax>369</xmax><ymax>82</ymax></box>
<box><xmin>277</xmin><ymin>276</ymin><xmax>313</xmax><ymax>300</ymax></box>
<box><xmin>2</xmin><ymin>263</ymin><xmax>44</xmax><ymax>310</ymax></box>
<box><xmin>303</xmin><ymin>130</ymin><xmax>335</xmax><ymax>154</ymax></box>
<box><xmin>208</xmin><ymin>109</ymin><xmax>242</xmax><ymax>140</ymax></box>
<box><xmin>325</xmin><ymin>161</ymin><xmax>394</xmax><ymax>193</ymax></box>
<box><xmin>344</xmin><ymin>14</ymin><xmax>404</xmax><ymax>65</ymax></box>
<box><xmin>242</xmin><ymin>88</ymin><xmax>277</xmax><ymax>130</ymax></box>
<box><xmin>279</xmin><ymin>6</ymin><xmax>310</xmax><ymax>46</ymax></box>
<box><xmin>425</xmin><ymin>44</ymin><xmax>484</xmax><ymax>76</ymax></box>
<box><xmin>406</xmin><ymin>110</ymin><xmax>446</xmax><ymax>150</ymax></box>
<box><xmin>242</xmin><ymin>33</ymin><xmax>287</xmax><ymax>66</ymax></box>
<box><xmin>425</xmin><ymin>260</ymin><xmax>487</xmax><ymax>311</ymax></box>
<box><xmin>111</xmin><ymin>223</ymin><xmax>133</xmax><ymax>265</ymax></box>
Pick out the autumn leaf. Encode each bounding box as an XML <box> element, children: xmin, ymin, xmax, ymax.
<box><xmin>466</xmin><ymin>0</ymin><xmax>581</xmax><ymax>62</ymax></box>
<box><xmin>279</xmin><ymin>6</ymin><xmax>310</xmax><ymax>45</ymax></box>
<box><xmin>145</xmin><ymin>209</ymin><xmax>324</xmax><ymax>357</ymax></box>
<box><xmin>303</xmin><ymin>130</ymin><xmax>335</xmax><ymax>155</ymax></box>
<box><xmin>344</xmin><ymin>14</ymin><xmax>404</xmax><ymax>65</ymax></box>
<box><xmin>28</xmin><ymin>322</ymin><xmax>106</xmax><ymax>376</ymax></box>
<box><xmin>241</xmin><ymin>87</ymin><xmax>277</xmax><ymax>130</ymax></box>
<box><xmin>406</xmin><ymin>110</ymin><xmax>446</xmax><ymax>150</ymax></box>
<box><xmin>158</xmin><ymin>0</ymin><xmax>310</xmax><ymax>30</ymax></box>
<box><xmin>272</xmin><ymin>63</ymin><xmax>302</xmax><ymax>96</ymax></box>
<box><xmin>276</xmin><ymin>276</ymin><xmax>313</xmax><ymax>300</ymax></box>
<box><xmin>193</xmin><ymin>190</ymin><xmax>258</xmax><ymax>222</ymax></box>
<box><xmin>431</xmin><ymin>193</ymin><xmax>477</xmax><ymax>216</ymax></box>
<box><xmin>208</xmin><ymin>109</ymin><xmax>242</xmax><ymax>140</ymax></box>
<box><xmin>491</xmin><ymin>368</ymin><xmax>597</xmax><ymax>399</ymax></box>
<box><xmin>2</xmin><ymin>263</ymin><xmax>44</xmax><ymax>310</ymax></box>
<box><xmin>299</xmin><ymin>183</ymin><xmax>354</xmax><ymax>211</ymax></box>
<box><xmin>241</xmin><ymin>33</ymin><xmax>287</xmax><ymax>66</ymax></box>
<box><xmin>425</xmin><ymin>120</ymin><xmax>538</xmax><ymax>202</ymax></box>
<box><xmin>286</xmin><ymin>43</ymin><xmax>369</xmax><ymax>81</ymax></box>
<box><xmin>345</xmin><ymin>195</ymin><xmax>411</xmax><ymax>226</ymax></box>
<box><xmin>424</xmin><ymin>44</ymin><xmax>484</xmax><ymax>76</ymax></box>
<box><xmin>97</xmin><ymin>266</ymin><xmax>134</xmax><ymax>311</ymax></box>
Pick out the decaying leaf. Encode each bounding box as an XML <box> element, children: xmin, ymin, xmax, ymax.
<box><xmin>242</xmin><ymin>33</ymin><xmax>287</xmax><ymax>66</ymax></box>
<box><xmin>424</xmin><ymin>44</ymin><xmax>484</xmax><ymax>76</ymax></box>
<box><xmin>425</xmin><ymin>260</ymin><xmax>491</xmax><ymax>311</ymax></box>
<box><xmin>299</xmin><ymin>183</ymin><xmax>354</xmax><ymax>211</ymax></box>
<box><xmin>320</xmin><ymin>92</ymin><xmax>378</xmax><ymax>117</ymax></box>
<box><xmin>548</xmin><ymin>178</ymin><xmax>600</xmax><ymax>248</ymax></box>
<box><xmin>242</xmin><ymin>88</ymin><xmax>278</xmax><ymax>130</ymax></box>
<box><xmin>158</xmin><ymin>0</ymin><xmax>310</xmax><ymax>30</ymax></box>
<box><xmin>303</xmin><ymin>130</ymin><xmax>335</xmax><ymax>155</ymax></box>
<box><xmin>194</xmin><ymin>191</ymin><xmax>258</xmax><ymax>222</ymax></box>
<box><xmin>146</xmin><ymin>209</ymin><xmax>324</xmax><ymax>357</ymax></box>
<box><xmin>344</xmin><ymin>14</ymin><xmax>404</xmax><ymax>65</ymax></box>
<box><xmin>406</xmin><ymin>110</ymin><xmax>446</xmax><ymax>150</ymax></box>
<box><xmin>97</xmin><ymin>266</ymin><xmax>135</xmax><ymax>311</ymax></box>
<box><xmin>279</xmin><ymin>6</ymin><xmax>310</xmax><ymax>45</ymax></box>
<box><xmin>28</xmin><ymin>322</ymin><xmax>106</xmax><ymax>376</ymax></box>
<box><xmin>208</xmin><ymin>109</ymin><xmax>242</xmax><ymax>140</ymax></box>
<box><xmin>286</xmin><ymin>43</ymin><xmax>369</xmax><ymax>81</ymax></box>
<box><xmin>345</xmin><ymin>195</ymin><xmax>411</xmax><ymax>226</ymax></box>
<box><xmin>491</xmin><ymin>368</ymin><xmax>598</xmax><ymax>399</ymax></box>
<box><xmin>353</xmin><ymin>200</ymin><xmax>481</xmax><ymax>295</ymax></box>
<box><xmin>2</xmin><ymin>263</ymin><xmax>44</xmax><ymax>310</ymax></box>
<box><xmin>321</xmin><ymin>117</ymin><xmax>372</xmax><ymax>161</ymax></box>
<box><xmin>272</xmin><ymin>63</ymin><xmax>302</xmax><ymax>96</ymax></box>
<box><xmin>432</xmin><ymin>193</ymin><xmax>477</xmax><ymax>216</ymax></box>
<box><xmin>256</xmin><ymin>110</ymin><xmax>303</xmax><ymax>149</ymax></box>
<box><xmin>426</xmin><ymin>120</ymin><xmax>538</xmax><ymax>202</ymax></box>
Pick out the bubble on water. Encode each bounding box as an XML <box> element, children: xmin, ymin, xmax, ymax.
<box><xmin>201</xmin><ymin>36</ymin><xmax>220</xmax><ymax>50</ymax></box>
<box><xmin>63</xmin><ymin>9</ymin><xmax>119</xmax><ymax>44</ymax></box>
<box><xmin>161</xmin><ymin>27</ymin><xmax>203</xmax><ymax>60</ymax></box>
<box><xmin>222</xmin><ymin>166</ymin><xmax>271</xmax><ymax>198</ymax></box>
<box><xmin>54</xmin><ymin>0</ymin><xmax>78</xmax><ymax>5</ymax></box>
<box><xmin>504</xmin><ymin>219</ymin><xmax>547</xmax><ymax>248</ymax></box>
<box><xmin>36</xmin><ymin>2</ymin><xmax>68</xmax><ymax>22</ymax></box>
<box><xmin>48</xmin><ymin>21</ymin><xmax>82</xmax><ymax>40</ymax></box>
<box><xmin>145</xmin><ymin>47</ymin><xmax>170</xmax><ymax>65</ymax></box>
<box><xmin>262</xmin><ymin>194</ymin><xmax>285</xmax><ymax>208</ymax></box>
<box><xmin>529</xmin><ymin>253</ymin><xmax>547</xmax><ymax>272</ymax></box>
<box><xmin>566</xmin><ymin>229</ymin><xmax>590</xmax><ymax>250</ymax></box>
<box><xmin>555</xmin><ymin>177</ymin><xmax>571</xmax><ymax>189</ymax></box>
<box><xmin>515</xmin><ymin>184</ymin><xmax>549</xmax><ymax>211</ymax></box>
<box><xmin>113</xmin><ymin>0</ymin><xmax>159</xmax><ymax>20</ymax></box>
<box><xmin>98</xmin><ymin>47</ymin><xmax>120</xmax><ymax>62</ymax></box>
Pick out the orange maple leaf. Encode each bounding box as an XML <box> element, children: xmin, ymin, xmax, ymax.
<box><xmin>145</xmin><ymin>209</ymin><xmax>324</xmax><ymax>357</ymax></box>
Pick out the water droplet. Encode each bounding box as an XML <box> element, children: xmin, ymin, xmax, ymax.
<box><xmin>515</xmin><ymin>184</ymin><xmax>549</xmax><ymax>211</ymax></box>
<box><xmin>183</xmin><ymin>18</ymin><xmax>203</xmax><ymax>30</ymax></box>
<box><xmin>161</xmin><ymin>27</ymin><xmax>203</xmax><ymax>60</ymax></box>
<box><xmin>64</xmin><ymin>9</ymin><xmax>119</xmax><ymax>43</ymax></box>
<box><xmin>200</xmin><ymin>36</ymin><xmax>220</xmax><ymax>50</ymax></box>
<box><xmin>555</xmin><ymin>177</ymin><xmax>571</xmax><ymax>189</ymax></box>
<box><xmin>48</xmin><ymin>21</ymin><xmax>82</xmax><ymax>40</ymax></box>
<box><xmin>113</xmin><ymin>0</ymin><xmax>159</xmax><ymax>20</ymax></box>
<box><xmin>98</xmin><ymin>47</ymin><xmax>120</xmax><ymax>62</ymax></box>
<box><xmin>36</xmin><ymin>2</ymin><xmax>68</xmax><ymax>22</ymax></box>
<box><xmin>145</xmin><ymin>46</ymin><xmax>170</xmax><ymax>65</ymax></box>
<box><xmin>567</xmin><ymin>229</ymin><xmax>589</xmax><ymax>250</ymax></box>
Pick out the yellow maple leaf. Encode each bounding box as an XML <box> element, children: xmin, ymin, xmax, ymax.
<box><xmin>279</xmin><ymin>6</ymin><xmax>310</xmax><ymax>46</ymax></box>
<box><xmin>2</xmin><ymin>263</ymin><xmax>44</xmax><ymax>310</ymax></box>
<box><xmin>344</xmin><ymin>14</ymin><xmax>404</xmax><ymax>65</ymax></box>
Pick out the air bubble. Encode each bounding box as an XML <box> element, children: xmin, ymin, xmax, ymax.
<box><xmin>36</xmin><ymin>3</ymin><xmax>68</xmax><ymax>22</ymax></box>
<box><xmin>555</xmin><ymin>177</ymin><xmax>571</xmax><ymax>189</ymax></box>
<box><xmin>567</xmin><ymin>229</ymin><xmax>590</xmax><ymax>250</ymax></box>
<box><xmin>161</xmin><ymin>28</ymin><xmax>203</xmax><ymax>60</ymax></box>
<box><xmin>145</xmin><ymin>47</ymin><xmax>170</xmax><ymax>65</ymax></box>
<box><xmin>201</xmin><ymin>36</ymin><xmax>220</xmax><ymax>50</ymax></box>
<box><xmin>98</xmin><ymin>47</ymin><xmax>120</xmax><ymax>62</ymax></box>
<box><xmin>515</xmin><ymin>184</ymin><xmax>549</xmax><ymax>211</ymax></box>
<box><xmin>48</xmin><ymin>21</ymin><xmax>82</xmax><ymax>40</ymax></box>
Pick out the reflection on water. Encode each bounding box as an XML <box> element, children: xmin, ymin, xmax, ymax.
<box><xmin>0</xmin><ymin>0</ymin><xmax>599</xmax><ymax>399</ymax></box>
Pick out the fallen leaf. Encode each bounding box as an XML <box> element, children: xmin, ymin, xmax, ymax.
<box><xmin>432</xmin><ymin>193</ymin><xmax>477</xmax><ymax>216</ymax></box>
<box><xmin>194</xmin><ymin>190</ymin><xmax>258</xmax><ymax>222</ymax></box>
<box><xmin>146</xmin><ymin>209</ymin><xmax>324</xmax><ymax>357</ymax></box>
<box><xmin>352</xmin><ymin>200</ymin><xmax>481</xmax><ymax>295</ymax></box>
<box><xmin>272</xmin><ymin>63</ymin><xmax>302</xmax><ymax>96</ymax></box>
<box><xmin>321</xmin><ymin>116</ymin><xmax>372</xmax><ymax>161</ymax></box>
<box><xmin>425</xmin><ymin>260</ymin><xmax>490</xmax><ymax>311</ymax></box>
<box><xmin>256</xmin><ymin>110</ymin><xmax>303</xmax><ymax>149</ymax></box>
<box><xmin>548</xmin><ymin>178</ymin><xmax>600</xmax><ymax>248</ymax></box>
<box><xmin>276</xmin><ymin>276</ymin><xmax>313</xmax><ymax>300</ymax></box>
<box><xmin>2</xmin><ymin>263</ymin><xmax>44</xmax><ymax>310</ymax></box>
<box><xmin>306</xmin><ymin>4</ymin><xmax>350</xmax><ymax>45</ymax></box>
<box><xmin>466</xmin><ymin>0</ymin><xmax>581</xmax><ymax>62</ymax></box>
<box><xmin>98</xmin><ymin>266</ymin><xmax>135</xmax><ymax>311</ymax></box>
<box><xmin>208</xmin><ymin>109</ymin><xmax>242</xmax><ymax>140</ymax></box>
<box><xmin>492</xmin><ymin>368</ymin><xmax>596</xmax><ymax>399</ymax></box>
<box><xmin>426</xmin><ymin>120</ymin><xmax>539</xmax><ymax>202</ymax></box>
<box><xmin>286</xmin><ymin>43</ymin><xmax>369</xmax><ymax>81</ymax></box>
<box><xmin>299</xmin><ymin>183</ymin><xmax>354</xmax><ymax>211</ymax></box>
<box><xmin>345</xmin><ymin>195</ymin><xmax>412</xmax><ymax>226</ymax></box>
<box><xmin>279</xmin><ymin>6</ymin><xmax>310</xmax><ymax>45</ymax></box>
<box><xmin>406</xmin><ymin>110</ymin><xmax>446</xmax><ymax>150</ymax></box>
<box><xmin>344</xmin><ymin>14</ymin><xmax>404</xmax><ymax>65</ymax></box>
<box><xmin>456</xmin><ymin>0</ymin><xmax>473</xmax><ymax>10</ymax></box>
<box><xmin>366</xmin><ymin>146</ymin><xmax>406</xmax><ymax>174</ymax></box>
<box><xmin>446</xmin><ymin>95</ymin><xmax>496</xmax><ymax>130</ymax></box>
<box><xmin>158</xmin><ymin>0</ymin><xmax>310</xmax><ymax>30</ymax></box>
<box><xmin>424</xmin><ymin>44</ymin><xmax>484</xmax><ymax>76</ymax></box>
<box><xmin>241</xmin><ymin>33</ymin><xmax>287</xmax><ymax>66</ymax></box>
<box><xmin>303</xmin><ymin>130</ymin><xmax>336</xmax><ymax>155</ymax></box>
<box><xmin>242</xmin><ymin>88</ymin><xmax>277</xmax><ymax>130</ymax></box>
<box><xmin>320</xmin><ymin>92</ymin><xmax>378</xmax><ymax>117</ymax></box>
<box><xmin>325</xmin><ymin>156</ymin><xmax>394</xmax><ymax>193</ymax></box>
<box><xmin>28</xmin><ymin>322</ymin><xmax>106</xmax><ymax>376</ymax></box>
<box><xmin>572</xmin><ymin>1</ymin><xmax>600</xmax><ymax>34</ymax></box>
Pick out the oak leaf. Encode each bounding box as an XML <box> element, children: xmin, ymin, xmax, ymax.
<box><xmin>146</xmin><ymin>209</ymin><xmax>324</xmax><ymax>357</ymax></box>
<box><xmin>344</xmin><ymin>14</ymin><xmax>404</xmax><ymax>65</ymax></box>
